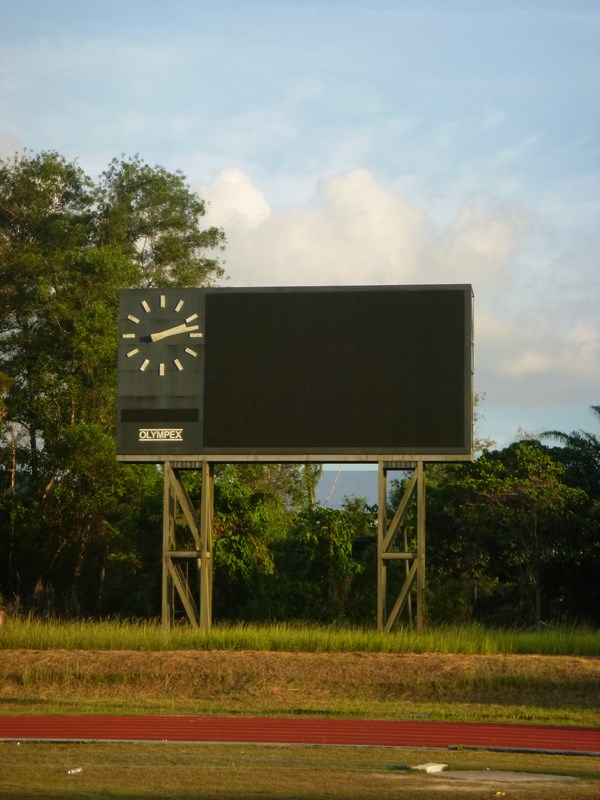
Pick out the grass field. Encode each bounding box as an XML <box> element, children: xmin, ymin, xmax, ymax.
<box><xmin>0</xmin><ymin>620</ymin><xmax>598</xmax><ymax>798</ymax></box>
<box><xmin>1</xmin><ymin>741</ymin><xmax>599</xmax><ymax>799</ymax></box>
<box><xmin>2</xmin><ymin>618</ymin><xmax>599</xmax><ymax>656</ymax></box>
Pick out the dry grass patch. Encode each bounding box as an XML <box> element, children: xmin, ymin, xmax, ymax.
<box><xmin>0</xmin><ymin>649</ymin><xmax>598</xmax><ymax>725</ymax></box>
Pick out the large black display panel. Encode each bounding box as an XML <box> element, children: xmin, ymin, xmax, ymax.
<box><xmin>202</xmin><ymin>285</ymin><xmax>472</xmax><ymax>456</ymax></box>
<box><xmin>116</xmin><ymin>285</ymin><xmax>473</xmax><ymax>459</ymax></box>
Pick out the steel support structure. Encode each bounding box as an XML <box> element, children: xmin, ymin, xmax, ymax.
<box><xmin>377</xmin><ymin>460</ymin><xmax>426</xmax><ymax>633</ymax></box>
<box><xmin>161</xmin><ymin>456</ymin><xmax>429</xmax><ymax>633</ymax></box>
<box><xmin>162</xmin><ymin>461</ymin><xmax>214</xmax><ymax>631</ymax></box>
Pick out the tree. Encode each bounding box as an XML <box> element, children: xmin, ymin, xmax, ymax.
<box><xmin>439</xmin><ymin>442</ymin><xmax>587</xmax><ymax>625</ymax></box>
<box><xmin>211</xmin><ymin>465</ymin><xmax>284</xmax><ymax>619</ymax></box>
<box><xmin>0</xmin><ymin>151</ymin><xmax>95</xmax><ymax>480</ymax></box>
<box><xmin>301</xmin><ymin>464</ymin><xmax>323</xmax><ymax>510</ymax></box>
<box><xmin>539</xmin><ymin>405</ymin><xmax>600</xmax><ymax>623</ymax></box>
<box><xmin>96</xmin><ymin>155</ymin><xmax>225</xmax><ymax>288</ymax></box>
<box><xmin>541</xmin><ymin>405</ymin><xmax>600</xmax><ymax>500</ymax></box>
<box><xmin>274</xmin><ymin>501</ymin><xmax>370</xmax><ymax>622</ymax></box>
<box><xmin>0</xmin><ymin>150</ymin><xmax>225</xmax><ymax>614</ymax></box>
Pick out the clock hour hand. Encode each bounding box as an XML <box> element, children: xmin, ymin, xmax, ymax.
<box><xmin>149</xmin><ymin>323</ymin><xmax>200</xmax><ymax>342</ymax></box>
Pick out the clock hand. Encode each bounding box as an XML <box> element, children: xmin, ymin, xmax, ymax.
<box><xmin>150</xmin><ymin>323</ymin><xmax>200</xmax><ymax>342</ymax></box>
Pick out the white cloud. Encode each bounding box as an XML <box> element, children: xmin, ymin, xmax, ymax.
<box><xmin>203</xmin><ymin>167</ymin><xmax>533</xmax><ymax>290</ymax></box>
<box><xmin>203</xmin><ymin>168</ymin><xmax>436</xmax><ymax>286</ymax></box>
<box><xmin>201</xmin><ymin>168</ymin><xmax>270</xmax><ymax>231</ymax></box>
<box><xmin>502</xmin><ymin>349</ymin><xmax>552</xmax><ymax>378</ymax></box>
<box><xmin>201</xmin><ymin>167</ymin><xmax>599</xmax><ymax>421</ymax></box>
<box><xmin>431</xmin><ymin>203</ymin><xmax>532</xmax><ymax>290</ymax></box>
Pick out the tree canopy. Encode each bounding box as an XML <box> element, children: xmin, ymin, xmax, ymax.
<box><xmin>0</xmin><ymin>151</ymin><xmax>224</xmax><ymax>614</ymax></box>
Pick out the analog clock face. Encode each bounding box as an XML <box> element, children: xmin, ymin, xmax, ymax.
<box><xmin>121</xmin><ymin>293</ymin><xmax>203</xmax><ymax>377</ymax></box>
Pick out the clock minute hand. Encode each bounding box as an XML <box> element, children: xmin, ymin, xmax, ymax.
<box><xmin>150</xmin><ymin>323</ymin><xmax>200</xmax><ymax>342</ymax></box>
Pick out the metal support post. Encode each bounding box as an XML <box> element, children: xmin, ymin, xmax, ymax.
<box><xmin>162</xmin><ymin>462</ymin><xmax>175</xmax><ymax>630</ymax></box>
<box><xmin>416</xmin><ymin>459</ymin><xmax>426</xmax><ymax>633</ymax></box>
<box><xmin>200</xmin><ymin>460</ymin><xmax>214</xmax><ymax>632</ymax></box>
<box><xmin>377</xmin><ymin>460</ymin><xmax>426</xmax><ymax>632</ymax></box>
<box><xmin>377</xmin><ymin>461</ymin><xmax>387</xmax><ymax>632</ymax></box>
<box><xmin>161</xmin><ymin>461</ymin><xmax>214</xmax><ymax>631</ymax></box>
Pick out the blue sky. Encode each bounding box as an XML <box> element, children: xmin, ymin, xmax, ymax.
<box><xmin>1</xmin><ymin>0</ymin><xmax>599</xmax><ymax>448</ymax></box>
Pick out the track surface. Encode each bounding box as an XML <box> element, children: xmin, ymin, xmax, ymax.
<box><xmin>0</xmin><ymin>716</ymin><xmax>598</xmax><ymax>755</ymax></box>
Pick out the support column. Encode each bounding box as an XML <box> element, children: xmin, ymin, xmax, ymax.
<box><xmin>162</xmin><ymin>462</ymin><xmax>175</xmax><ymax>630</ymax></box>
<box><xmin>199</xmin><ymin>460</ymin><xmax>214</xmax><ymax>632</ymax></box>
<box><xmin>161</xmin><ymin>461</ymin><xmax>214</xmax><ymax>631</ymax></box>
<box><xmin>377</xmin><ymin>461</ymin><xmax>426</xmax><ymax>632</ymax></box>
<box><xmin>377</xmin><ymin>461</ymin><xmax>386</xmax><ymax>632</ymax></box>
<box><xmin>416</xmin><ymin>459</ymin><xmax>426</xmax><ymax>633</ymax></box>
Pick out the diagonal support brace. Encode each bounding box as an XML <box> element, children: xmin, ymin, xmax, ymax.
<box><xmin>162</xmin><ymin>461</ymin><xmax>214</xmax><ymax>631</ymax></box>
<box><xmin>378</xmin><ymin>460</ymin><xmax>426</xmax><ymax>633</ymax></box>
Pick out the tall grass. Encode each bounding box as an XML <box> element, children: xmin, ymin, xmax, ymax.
<box><xmin>1</xmin><ymin>618</ymin><xmax>598</xmax><ymax>655</ymax></box>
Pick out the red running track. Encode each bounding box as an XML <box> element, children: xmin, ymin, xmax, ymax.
<box><xmin>0</xmin><ymin>716</ymin><xmax>598</xmax><ymax>755</ymax></box>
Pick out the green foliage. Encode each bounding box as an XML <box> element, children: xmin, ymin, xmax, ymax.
<box><xmin>96</xmin><ymin>155</ymin><xmax>225</xmax><ymax>288</ymax></box>
<box><xmin>212</xmin><ymin>466</ymin><xmax>284</xmax><ymax>617</ymax></box>
<box><xmin>0</xmin><ymin>149</ymin><xmax>224</xmax><ymax>615</ymax></box>
<box><xmin>261</xmin><ymin>499</ymin><xmax>376</xmax><ymax>623</ymax></box>
<box><xmin>422</xmin><ymin>436</ymin><xmax>598</xmax><ymax>627</ymax></box>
